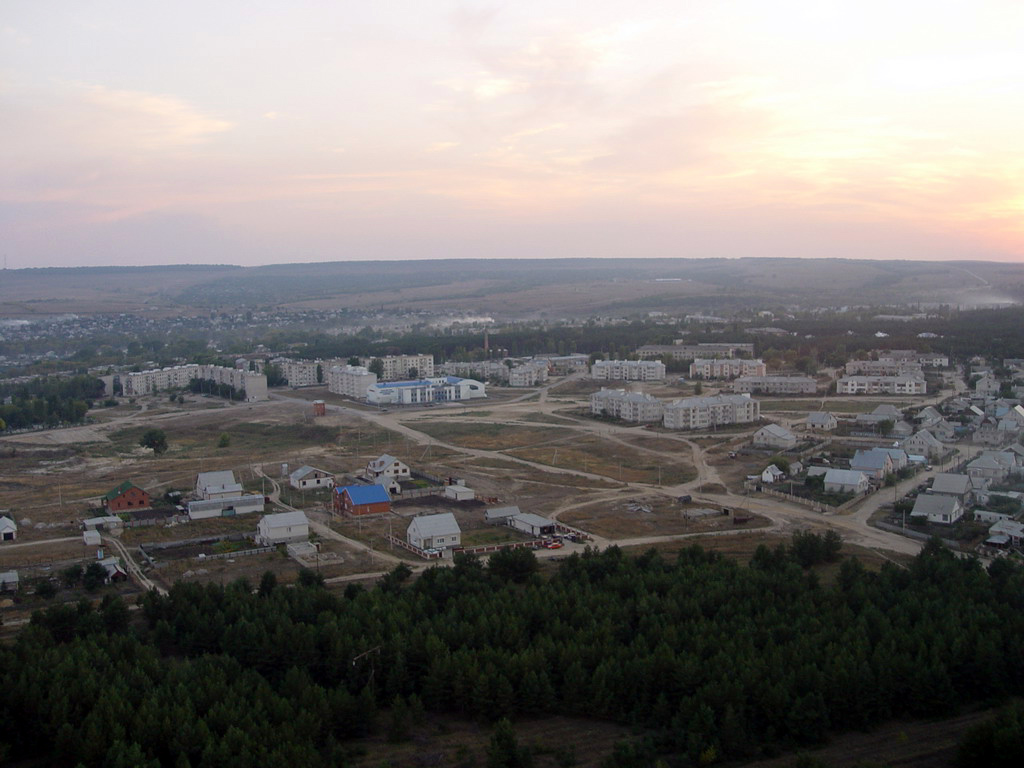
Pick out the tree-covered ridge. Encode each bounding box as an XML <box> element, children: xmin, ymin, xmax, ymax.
<box><xmin>3</xmin><ymin>541</ymin><xmax>1024</xmax><ymax>767</ymax></box>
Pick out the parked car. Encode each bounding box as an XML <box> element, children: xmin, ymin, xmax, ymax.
<box><xmin>544</xmin><ymin>541</ymin><xmax>563</xmax><ymax>549</ymax></box>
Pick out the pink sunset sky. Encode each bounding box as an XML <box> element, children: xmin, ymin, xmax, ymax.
<box><xmin>2</xmin><ymin>1</ymin><xmax>1023</xmax><ymax>267</ymax></box>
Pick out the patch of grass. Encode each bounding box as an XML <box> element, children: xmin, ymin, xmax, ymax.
<box><xmin>411</xmin><ymin>422</ymin><xmax>570</xmax><ymax>451</ymax></box>
<box><xmin>506</xmin><ymin>434</ymin><xmax>696</xmax><ymax>485</ymax></box>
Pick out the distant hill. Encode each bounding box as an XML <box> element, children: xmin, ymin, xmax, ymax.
<box><xmin>0</xmin><ymin>258</ymin><xmax>1020</xmax><ymax>317</ymax></box>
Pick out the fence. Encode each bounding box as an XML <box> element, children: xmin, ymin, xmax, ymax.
<box><xmin>757</xmin><ymin>487</ymin><xmax>840</xmax><ymax>515</ymax></box>
<box><xmin>199</xmin><ymin>546</ymin><xmax>275</xmax><ymax>561</ymax></box>
<box><xmin>874</xmin><ymin>521</ymin><xmax>962</xmax><ymax>550</ymax></box>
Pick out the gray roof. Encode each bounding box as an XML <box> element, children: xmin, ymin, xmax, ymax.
<box><xmin>911</xmin><ymin>494</ymin><xmax>960</xmax><ymax>517</ymax></box>
<box><xmin>289</xmin><ymin>465</ymin><xmax>332</xmax><ymax>482</ymax></box>
<box><xmin>187</xmin><ymin>495</ymin><xmax>261</xmax><ymax>513</ymax></box>
<box><xmin>823</xmin><ymin>469</ymin><xmax>868</xmax><ymax>486</ymax></box>
<box><xmin>197</xmin><ymin>470</ymin><xmax>237</xmax><ymax>489</ymax></box>
<box><xmin>511</xmin><ymin>512</ymin><xmax>555</xmax><ymax>529</ymax></box>
<box><xmin>368</xmin><ymin>454</ymin><xmax>401</xmax><ymax>472</ymax></box>
<box><xmin>851</xmin><ymin>449</ymin><xmax>892</xmax><ymax>471</ymax></box>
<box><xmin>931</xmin><ymin>473</ymin><xmax>972</xmax><ymax>495</ymax></box>
<box><xmin>0</xmin><ymin>571</ymin><xmax>18</xmax><ymax>586</ymax></box>
<box><xmin>757</xmin><ymin>424</ymin><xmax>795</xmax><ymax>440</ymax></box>
<box><xmin>485</xmin><ymin>506</ymin><xmax>520</xmax><ymax>519</ymax></box>
<box><xmin>261</xmin><ymin>511</ymin><xmax>309</xmax><ymax>529</ymax></box>
<box><xmin>0</xmin><ymin>516</ymin><xmax>16</xmax><ymax>533</ymax></box>
<box><xmin>408</xmin><ymin>513</ymin><xmax>461</xmax><ymax>538</ymax></box>
<box><xmin>806</xmin><ymin>411</ymin><xmax>835</xmax><ymax>425</ymax></box>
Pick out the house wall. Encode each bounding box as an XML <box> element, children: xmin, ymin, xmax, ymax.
<box><xmin>106</xmin><ymin>487</ymin><xmax>151</xmax><ymax>512</ymax></box>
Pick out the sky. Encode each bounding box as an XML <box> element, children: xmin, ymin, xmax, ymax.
<box><xmin>3</xmin><ymin>1</ymin><xmax>1024</xmax><ymax>267</ymax></box>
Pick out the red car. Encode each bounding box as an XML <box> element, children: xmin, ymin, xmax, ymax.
<box><xmin>544</xmin><ymin>541</ymin><xmax>563</xmax><ymax>549</ymax></box>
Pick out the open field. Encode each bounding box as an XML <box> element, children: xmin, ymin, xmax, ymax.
<box><xmin>560</xmin><ymin>495</ymin><xmax>767</xmax><ymax>539</ymax></box>
<box><xmin>758</xmin><ymin>398</ymin><xmax>916</xmax><ymax>414</ymax></box>
<box><xmin>408</xmin><ymin>421</ymin><xmax>570</xmax><ymax>451</ymax></box>
<box><xmin>506</xmin><ymin>433</ymin><xmax>696</xmax><ymax>485</ymax></box>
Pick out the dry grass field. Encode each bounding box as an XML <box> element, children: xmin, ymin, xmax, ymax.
<box><xmin>560</xmin><ymin>495</ymin><xmax>767</xmax><ymax>539</ymax></box>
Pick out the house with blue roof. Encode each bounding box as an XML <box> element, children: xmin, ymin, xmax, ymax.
<box><xmin>334</xmin><ymin>484</ymin><xmax>392</xmax><ymax>516</ymax></box>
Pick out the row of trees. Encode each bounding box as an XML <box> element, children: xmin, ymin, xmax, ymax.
<box><xmin>0</xmin><ymin>374</ymin><xmax>104</xmax><ymax>430</ymax></box>
<box><xmin>4</xmin><ymin>538</ymin><xmax>1024</xmax><ymax>766</ymax></box>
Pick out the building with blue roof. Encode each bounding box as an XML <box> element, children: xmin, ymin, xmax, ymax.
<box><xmin>366</xmin><ymin>376</ymin><xmax>486</xmax><ymax>406</ymax></box>
<box><xmin>333</xmin><ymin>484</ymin><xmax>392</xmax><ymax>516</ymax></box>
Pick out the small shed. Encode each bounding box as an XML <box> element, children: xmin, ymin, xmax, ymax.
<box><xmin>83</xmin><ymin>530</ymin><xmax>102</xmax><ymax>546</ymax></box>
<box><xmin>508</xmin><ymin>513</ymin><xmax>556</xmax><ymax>537</ymax></box>
<box><xmin>0</xmin><ymin>570</ymin><xmax>19</xmax><ymax>593</ymax></box>
<box><xmin>0</xmin><ymin>515</ymin><xmax>17</xmax><ymax>542</ymax></box>
<box><xmin>485</xmin><ymin>506</ymin><xmax>520</xmax><ymax>524</ymax></box>
<box><xmin>444</xmin><ymin>485</ymin><xmax>475</xmax><ymax>501</ymax></box>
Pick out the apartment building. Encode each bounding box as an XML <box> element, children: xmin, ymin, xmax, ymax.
<box><xmin>875</xmin><ymin>350</ymin><xmax>949</xmax><ymax>367</ymax></box>
<box><xmin>729</xmin><ymin>375</ymin><xmax>817</xmax><ymax>395</ymax></box>
<box><xmin>662</xmin><ymin>394</ymin><xmax>760</xmax><ymax>430</ymax></box>
<box><xmin>591</xmin><ymin>359</ymin><xmax>667</xmax><ymax>382</ymax></box>
<box><xmin>845</xmin><ymin>359</ymin><xmax>924</xmax><ymax>376</ymax></box>
<box><xmin>509</xmin><ymin>361</ymin><xmax>549</xmax><ymax>387</ymax></box>
<box><xmin>327</xmin><ymin>365</ymin><xmax>378</xmax><ymax>399</ymax></box>
<box><xmin>590</xmin><ymin>388</ymin><xmax>664</xmax><ymax>423</ymax></box>
<box><xmin>108</xmin><ymin>365</ymin><xmax>268</xmax><ymax>401</ymax></box>
<box><xmin>837</xmin><ymin>375</ymin><xmax>927</xmax><ymax>395</ymax></box>
<box><xmin>689</xmin><ymin>358</ymin><xmax>767</xmax><ymax>379</ymax></box>
<box><xmin>273</xmin><ymin>358</ymin><xmax>321</xmax><ymax>388</ymax></box>
<box><xmin>637</xmin><ymin>342</ymin><xmax>755</xmax><ymax>361</ymax></box>
<box><xmin>359</xmin><ymin>354</ymin><xmax>435</xmax><ymax>380</ymax></box>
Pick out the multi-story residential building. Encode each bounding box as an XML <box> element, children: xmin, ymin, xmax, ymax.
<box><xmin>836</xmin><ymin>375</ymin><xmax>927</xmax><ymax>395</ymax></box>
<box><xmin>359</xmin><ymin>354</ymin><xmax>434</xmax><ymax>381</ymax></box>
<box><xmin>273</xmin><ymin>358</ymin><xmax>322</xmax><ymax>388</ymax></box>
<box><xmin>590</xmin><ymin>388</ymin><xmax>664</xmax><ymax>423</ymax></box>
<box><xmin>637</xmin><ymin>342</ymin><xmax>755</xmax><ymax>361</ymax></box>
<box><xmin>689</xmin><ymin>358</ymin><xmax>767</xmax><ymax>379</ymax></box>
<box><xmin>845</xmin><ymin>359</ymin><xmax>924</xmax><ymax>376</ymax></box>
<box><xmin>437</xmin><ymin>360</ymin><xmax>510</xmax><ymax>382</ymax></box>
<box><xmin>729</xmin><ymin>375</ymin><xmax>818</xmax><ymax>395</ymax></box>
<box><xmin>591</xmin><ymin>359</ymin><xmax>667</xmax><ymax>382</ymax></box>
<box><xmin>875</xmin><ymin>350</ymin><xmax>949</xmax><ymax>367</ymax></box>
<box><xmin>105</xmin><ymin>365</ymin><xmax>268</xmax><ymax>401</ymax></box>
<box><xmin>662</xmin><ymin>394</ymin><xmax>760</xmax><ymax>430</ymax></box>
<box><xmin>538</xmin><ymin>354</ymin><xmax>590</xmax><ymax>375</ymax></box>
<box><xmin>509</xmin><ymin>362</ymin><xmax>549</xmax><ymax>387</ymax></box>
<box><xmin>366</xmin><ymin>376</ymin><xmax>485</xmax><ymax>405</ymax></box>
<box><xmin>327</xmin><ymin>365</ymin><xmax>378</xmax><ymax>399</ymax></box>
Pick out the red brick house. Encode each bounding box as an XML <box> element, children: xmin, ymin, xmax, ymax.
<box><xmin>333</xmin><ymin>484</ymin><xmax>391</xmax><ymax>516</ymax></box>
<box><xmin>102</xmin><ymin>481</ymin><xmax>151</xmax><ymax>512</ymax></box>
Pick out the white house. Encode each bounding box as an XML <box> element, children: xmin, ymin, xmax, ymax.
<box><xmin>407</xmin><ymin>513</ymin><xmax>462</xmax><ymax>551</ymax></box>
<box><xmin>0</xmin><ymin>516</ymin><xmax>17</xmax><ymax>542</ymax></box>
<box><xmin>760</xmin><ymin>464</ymin><xmax>786</xmax><ymax>484</ymax></box>
<box><xmin>256</xmin><ymin>511</ymin><xmax>310</xmax><ymax>546</ymax></box>
<box><xmin>195</xmin><ymin>470</ymin><xmax>243</xmax><ymax>500</ymax></box>
<box><xmin>806</xmin><ymin>412</ymin><xmax>837</xmax><ymax>431</ymax></box>
<box><xmin>929</xmin><ymin>473</ymin><xmax>978</xmax><ymax>504</ymax></box>
<box><xmin>823</xmin><ymin>469</ymin><xmax>870</xmax><ymax>495</ymax></box>
<box><xmin>365</xmin><ymin>454</ymin><xmax>411</xmax><ymax>486</ymax></box>
<box><xmin>902</xmin><ymin>430</ymin><xmax>944</xmax><ymax>459</ymax></box>
<box><xmin>485</xmin><ymin>506</ymin><xmax>520</xmax><ymax>524</ymax></box>
<box><xmin>910</xmin><ymin>494</ymin><xmax>964</xmax><ymax>525</ymax></box>
<box><xmin>289</xmin><ymin>465</ymin><xmax>335</xmax><ymax>490</ymax></box>
<box><xmin>751</xmin><ymin>424</ymin><xmax>797</xmax><ymax>450</ymax></box>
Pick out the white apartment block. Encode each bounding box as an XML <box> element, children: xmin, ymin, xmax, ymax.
<box><xmin>327</xmin><ymin>365</ymin><xmax>378</xmax><ymax>399</ymax></box>
<box><xmin>837</xmin><ymin>375</ymin><xmax>927</xmax><ymax>395</ymax></box>
<box><xmin>111</xmin><ymin>365</ymin><xmax>268</xmax><ymax>402</ymax></box>
<box><xmin>367</xmin><ymin>376</ymin><xmax>485</xmax><ymax>405</ymax></box>
<box><xmin>845</xmin><ymin>359</ymin><xmax>924</xmax><ymax>376</ymax></box>
<box><xmin>509</xmin><ymin>362</ymin><xmax>549</xmax><ymax>387</ymax></box>
<box><xmin>437</xmin><ymin>360</ymin><xmax>510</xmax><ymax>382</ymax></box>
<box><xmin>876</xmin><ymin>350</ymin><xmax>949</xmax><ymax>367</ymax></box>
<box><xmin>360</xmin><ymin>354</ymin><xmax>434</xmax><ymax>381</ymax></box>
<box><xmin>637</xmin><ymin>342</ymin><xmax>755</xmax><ymax>361</ymax></box>
<box><xmin>591</xmin><ymin>359</ymin><xmax>667</xmax><ymax>382</ymax></box>
<box><xmin>662</xmin><ymin>394</ymin><xmax>760</xmax><ymax>430</ymax></box>
<box><xmin>590</xmin><ymin>388</ymin><xmax>664</xmax><ymax>423</ymax></box>
<box><xmin>689</xmin><ymin>358</ymin><xmax>767</xmax><ymax>379</ymax></box>
<box><xmin>273</xmin><ymin>358</ymin><xmax>322</xmax><ymax>388</ymax></box>
<box><xmin>729</xmin><ymin>375</ymin><xmax>818</xmax><ymax>395</ymax></box>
